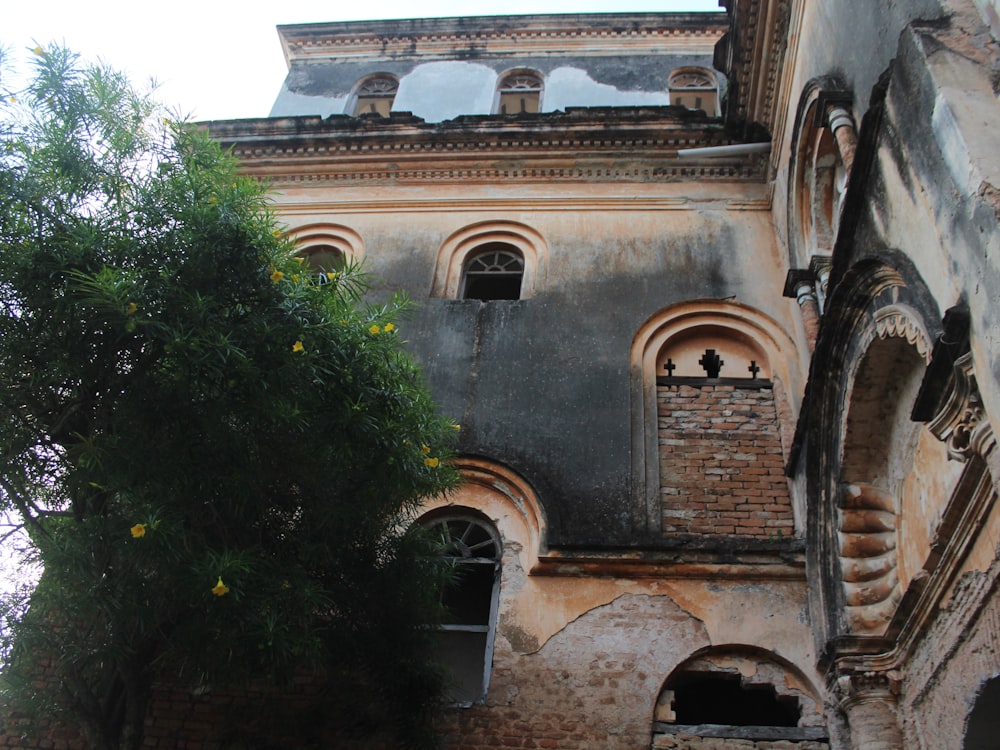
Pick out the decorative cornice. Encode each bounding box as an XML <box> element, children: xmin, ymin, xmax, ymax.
<box><xmin>208</xmin><ymin>110</ymin><xmax>770</xmax><ymax>186</ymax></box>
<box><xmin>278</xmin><ymin>13</ymin><xmax>728</xmax><ymax>64</ymax></box>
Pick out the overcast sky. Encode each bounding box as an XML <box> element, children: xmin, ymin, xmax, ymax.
<box><xmin>5</xmin><ymin>0</ymin><xmax>722</xmax><ymax>122</ymax></box>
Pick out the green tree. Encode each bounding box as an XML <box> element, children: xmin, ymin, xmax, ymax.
<box><xmin>0</xmin><ymin>47</ymin><xmax>458</xmax><ymax>750</ymax></box>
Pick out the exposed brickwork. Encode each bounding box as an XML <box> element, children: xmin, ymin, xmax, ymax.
<box><xmin>658</xmin><ymin>383</ymin><xmax>793</xmax><ymax>538</ymax></box>
<box><xmin>652</xmin><ymin>737</ymin><xmax>828</xmax><ymax>749</ymax></box>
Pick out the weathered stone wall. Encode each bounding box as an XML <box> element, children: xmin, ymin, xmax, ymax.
<box><xmin>658</xmin><ymin>383</ymin><xmax>793</xmax><ymax>538</ymax></box>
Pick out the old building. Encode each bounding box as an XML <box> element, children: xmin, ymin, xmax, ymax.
<box><xmin>202</xmin><ymin>2</ymin><xmax>1000</xmax><ymax>748</ymax></box>
<box><xmin>3</xmin><ymin>1</ymin><xmax>998</xmax><ymax>748</ymax></box>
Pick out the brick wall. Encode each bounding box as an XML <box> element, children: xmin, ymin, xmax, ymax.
<box><xmin>657</xmin><ymin>382</ymin><xmax>793</xmax><ymax>539</ymax></box>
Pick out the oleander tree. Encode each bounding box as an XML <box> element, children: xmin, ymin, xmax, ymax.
<box><xmin>0</xmin><ymin>46</ymin><xmax>459</xmax><ymax>750</ymax></box>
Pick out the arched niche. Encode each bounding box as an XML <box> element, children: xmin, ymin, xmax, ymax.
<box><xmin>787</xmin><ymin>79</ymin><xmax>854</xmax><ymax>270</ymax></box>
<box><xmin>630</xmin><ymin>301</ymin><xmax>801</xmax><ymax>536</ymax></box>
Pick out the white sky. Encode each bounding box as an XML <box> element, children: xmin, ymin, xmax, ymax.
<box><xmin>4</xmin><ymin>0</ymin><xmax>722</xmax><ymax>122</ymax></box>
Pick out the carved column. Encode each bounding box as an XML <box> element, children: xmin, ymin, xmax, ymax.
<box><xmin>836</xmin><ymin>671</ymin><xmax>904</xmax><ymax>750</ymax></box>
<box><xmin>784</xmin><ymin>269</ymin><xmax>821</xmax><ymax>351</ymax></box>
<box><xmin>826</xmin><ymin>105</ymin><xmax>858</xmax><ymax>177</ymax></box>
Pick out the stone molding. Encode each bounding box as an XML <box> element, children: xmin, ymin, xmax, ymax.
<box><xmin>833</xmin><ymin>669</ymin><xmax>901</xmax><ymax>710</ymax></box>
<box><xmin>926</xmin><ymin>352</ymin><xmax>997</xmax><ymax>462</ymax></box>
<box><xmin>278</xmin><ymin>14</ymin><xmax>727</xmax><ymax>63</ymax></box>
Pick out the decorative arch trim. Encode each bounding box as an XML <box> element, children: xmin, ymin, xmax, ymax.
<box><xmin>418</xmin><ymin>456</ymin><xmax>546</xmax><ymax>572</ymax></box>
<box><xmin>430</xmin><ymin>221</ymin><xmax>548</xmax><ymax>299</ymax></box>
<box><xmin>283</xmin><ymin>223</ymin><xmax>365</xmax><ymax>262</ymax></box>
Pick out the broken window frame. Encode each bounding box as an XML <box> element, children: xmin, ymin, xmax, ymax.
<box><xmin>425</xmin><ymin>513</ymin><xmax>502</xmax><ymax>706</ymax></box>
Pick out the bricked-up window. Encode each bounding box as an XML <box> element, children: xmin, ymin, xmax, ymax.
<box><xmin>656</xmin><ymin>335</ymin><xmax>793</xmax><ymax>539</ymax></box>
<box><xmin>461</xmin><ymin>244</ymin><xmax>524</xmax><ymax>301</ymax></box>
<box><xmin>496</xmin><ymin>71</ymin><xmax>543</xmax><ymax>114</ymax></box>
<box><xmin>425</xmin><ymin>514</ymin><xmax>501</xmax><ymax>705</ymax></box>
<box><xmin>350</xmin><ymin>75</ymin><xmax>398</xmax><ymax>117</ymax></box>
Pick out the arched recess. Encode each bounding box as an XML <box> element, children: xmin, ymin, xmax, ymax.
<box><xmin>651</xmin><ymin>646</ymin><xmax>827</xmax><ymax>745</ymax></box>
<box><xmin>430</xmin><ymin>221</ymin><xmax>548</xmax><ymax>300</ymax></box>
<box><xmin>630</xmin><ymin>301</ymin><xmax>801</xmax><ymax>536</ymax></box>
<box><xmin>786</xmin><ymin>78</ymin><xmax>857</xmax><ymax>302</ymax></box>
<box><xmin>805</xmin><ymin>258</ymin><xmax>952</xmax><ymax>643</ymax></box>
<box><xmin>346</xmin><ymin>73</ymin><xmax>399</xmax><ymax>117</ymax></box>
<box><xmin>283</xmin><ymin>223</ymin><xmax>365</xmax><ymax>267</ymax></box>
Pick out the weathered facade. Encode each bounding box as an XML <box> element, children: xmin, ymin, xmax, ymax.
<box><xmin>3</xmin><ymin>1</ymin><xmax>1000</xmax><ymax>748</ymax></box>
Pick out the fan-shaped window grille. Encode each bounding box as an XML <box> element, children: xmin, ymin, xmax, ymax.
<box><xmin>425</xmin><ymin>515</ymin><xmax>501</xmax><ymax>705</ymax></box>
<box><xmin>461</xmin><ymin>244</ymin><xmax>525</xmax><ymax>301</ymax></box>
<box><xmin>351</xmin><ymin>76</ymin><xmax>398</xmax><ymax>117</ymax></box>
<box><xmin>497</xmin><ymin>72</ymin><xmax>542</xmax><ymax>114</ymax></box>
<box><xmin>668</xmin><ymin>68</ymin><xmax>719</xmax><ymax>115</ymax></box>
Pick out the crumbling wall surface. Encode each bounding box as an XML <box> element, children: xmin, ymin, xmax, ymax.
<box><xmin>897</xmin><ymin>553</ymin><xmax>1000</xmax><ymax>748</ymax></box>
<box><xmin>652</xmin><ymin>738</ymin><xmax>827</xmax><ymax>750</ymax></box>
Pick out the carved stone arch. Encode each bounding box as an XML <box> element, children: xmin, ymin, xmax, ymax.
<box><xmin>806</xmin><ymin>259</ymin><xmax>944</xmax><ymax>643</ymax></box>
<box><xmin>630</xmin><ymin>300</ymin><xmax>801</xmax><ymax>536</ymax></box>
<box><xmin>493</xmin><ymin>67</ymin><xmax>544</xmax><ymax>114</ymax></box>
<box><xmin>430</xmin><ymin>220</ymin><xmax>548</xmax><ymax>300</ymax></box>
<box><xmin>651</xmin><ymin>645</ymin><xmax>827</xmax><ymax>744</ymax></box>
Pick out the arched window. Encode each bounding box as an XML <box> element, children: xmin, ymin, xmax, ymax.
<box><xmin>350</xmin><ymin>75</ymin><xmax>399</xmax><ymax>117</ymax></box>
<box><xmin>496</xmin><ymin>71</ymin><xmax>543</xmax><ymax>115</ymax></box>
<box><xmin>423</xmin><ymin>512</ymin><xmax>501</xmax><ymax>705</ymax></box>
<box><xmin>460</xmin><ymin>244</ymin><xmax>525</xmax><ymax>301</ymax></box>
<box><xmin>295</xmin><ymin>244</ymin><xmax>344</xmax><ymax>284</ymax></box>
<box><xmin>667</xmin><ymin>67</ymin><xmax>720</xmax><ymax>116</ymax></box>
<box><xmin>430</xmin><ymin>221</ymin><xmax>547</xmax><ymax>300</ymax></box>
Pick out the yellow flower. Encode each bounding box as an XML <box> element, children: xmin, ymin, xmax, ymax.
<box><xmin>212</xmin><ymin>577</ymin><xmax>229</xmax><ymax>597</ymax></box>
<box><xmin>383</xmin><ymin>323</ymin><xmax>395</xmax><ymax>333</ymax></box>
<box><xmin>291</xmin><ymin>274</ymin><xmax>301</xmax><ymax>283</ymax></box>
<box><xmin>424</xmin><ymin>457</ymin><xmax>440</xmax><ymax>468</ymax></box>
<box><xmin>207</xmin><ymin>195</ymin><xmax>218</xmax><ymax>204</ymax></box>
<box><xmin>451</xmin><ymin>423</ymin><xmax>461</xmax><ymax>431</ymax></box>
<box><xmin>130</xmin><ymin>523</ymin><xmax>146</xmax><ymax>539</ymax></box>
<box><xmin>292</xmin><ymin>340</ymin><xmax>305</xmax><ymax>353</ymax></box>
<box><xmin>272</xmin><ymin>229</ymin><xmax>282</xmax><ymax>238</ymax></box>
<box><xmin>126</xmin><ymin>302</ymin><xmax>138</xmax><ymax>316</ymax></box>
<box><xmin>421</xmin><ymin>444</ymin><xmax>431</xmax><ymax>454</ymax></box>
<box><xmin>7</xmin><ymin>96</ymin><xmax>15</xmax><ymax>104</ymax></box>
<box><xmin>294</xmin><ymin>256</ymin><xmax>305</xmax><ymax>265</ymax></box>
<box><xmin>32</xmin><ymin>46</ymin><xmax>44</xmax><ymax>56</ymax></box>
<box><xmin>270</xmin><ymin>269</ymin><xmax>284</xmax><ymax>283</ymax></box>
<box><xmin>369</xmin><ymin>324</ymin><xmax>381</xmax><ymax>335</ymax></box>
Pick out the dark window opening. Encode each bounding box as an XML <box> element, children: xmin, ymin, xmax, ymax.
<box><xmin>424</xmin><ymin>516</ymin><xmax>501</xmax><ymax>705</ymax></box>
<box><xmin>461</xmin><ymin>245</ymin><xmax>524</xmax><ymax>301</ymax></box>
<box><xmin>668</xmin><ymin>673</ymin><xmax>800</xmax><ymax>727</ymax></box>
<box><xmin>296</xmin><ymin>245</ymin><xmax>345</xmax><ymax>284</ymax></box>
<box><xmin>965</xmin><ymin>676</ymin><xmax>1000</xmax><ymax>750</ymax></box>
